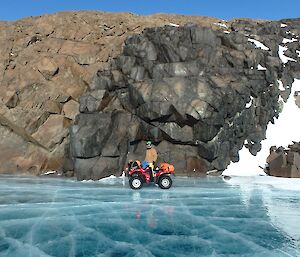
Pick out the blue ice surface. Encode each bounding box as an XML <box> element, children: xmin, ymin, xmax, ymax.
<box><xmin>0</xmin><ymin>175</ymin><xmax>299</xmax><ymax>257</ymax></box>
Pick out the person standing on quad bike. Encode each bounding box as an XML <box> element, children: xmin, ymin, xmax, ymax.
<box><xmin>144</xmin><ymin>141</ymin><xmax>158</xmax><ymax>180</ymax></box>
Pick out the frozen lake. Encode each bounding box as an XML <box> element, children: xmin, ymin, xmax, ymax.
<box><xmin>0</xmin><ymin>175</ymin><xmax>300</xmax><ymax>257</ymax></box>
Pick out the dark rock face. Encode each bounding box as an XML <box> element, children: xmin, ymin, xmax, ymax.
<box><xmin>70</xmin><ymin>20</ymin><xmax>300</xmax><ymax>180</ymax></box>
<box><xmin>266</xmin><ymin>142</ymin><xmax>300</xmax><ymax>178</ymax></box>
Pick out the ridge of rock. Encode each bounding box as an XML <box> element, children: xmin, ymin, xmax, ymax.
<box><xmin>0</xmin><ymin>11</ymin><xmax>299</xmax><ymax>177</ymax></box>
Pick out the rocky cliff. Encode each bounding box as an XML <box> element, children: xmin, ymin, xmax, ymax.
<box><xmin>0</xmin><ymin>11</ymin><xmax>219</xmax><ymax>174</ymax></box>
<box><xmin>0</xmin><ymin>12</ymin><xmax>300</xmax><ymax>179</ymax></box>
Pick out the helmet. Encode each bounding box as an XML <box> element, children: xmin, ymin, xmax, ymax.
<box><xmin>146</xmin><ymin>141</ymin><xmax>152</xmax><ymax>146</ymax></box>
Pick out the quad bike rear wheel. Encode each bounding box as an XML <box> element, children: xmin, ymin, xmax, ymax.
<box><xmin>158</xmin><ymin>175</ymin><xmax>172</xmax><ymax>189</ymax></box>
<box><xmin>129</xmin><ymin>176</ymin><xmax>143</xmax><ymax>190</ymax></box>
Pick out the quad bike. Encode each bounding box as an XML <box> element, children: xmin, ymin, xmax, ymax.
<box><xmin>127</xmin><ymin>161</ymin><xmax>175</xmax><ymax>190</ymax></box>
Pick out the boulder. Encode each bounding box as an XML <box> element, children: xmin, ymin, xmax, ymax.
<box><xmin>266</xmin><ymin>143</ymin><xmax>300</xmax><ymax>178</ymax></box>
<box><xmin>295</xmin><ymin>95</ymin><xmax>300</xmax><ymax>108</ymax></box>
<box><xmin>90</xmin><ymin>70</ymin><xmax>113</xmax><ymax>91</ymax></box>
<box><xmin>74</xmin><ymin>156</ymin><xmax>121</xmax><ymax>180</ymax></box>
<box><xmin>159</xmin><ymin>122</ymin><xmax>193</xmax><ymax>143</ymax></box>
<box><xmin>5</xmin><ymin>91</ymin><xmax>19</xmax><ymax>109</ymax></box>
<box><xmin>45</xmin><ymin>100</ymin><xmax>61</xmax><ymax>114</ymax></box>
<box><xmin>186</xmin><ymin>157</ymin><xmax>208</xmax><ymax>176</ymax></box>
<box><xmin>32</xmin><ymin>115</ymin><xmax>70</xmax><ymax>150</ymax></box>
<box><xmin>63</xmin><ymin>100</ymin><xmax>79</xmax><ymax>120</ymax></box>
<box><xmin>37</xmin><ymin>57</ymin><xmax>59</xmax><ymax>80</ymax></box>
<box><xmin>59</xmin><ymin>41</ymin><xmax>101</xmax><ymax>65</ymax></box>
<box><xmin>79</xmin><ymin>90</ymin><xmax>111</xmax><ymax>113</ymax></box>
<box><xmin>191</xmin><ymin>26</ymin><xmax>220</xmax><ymax>46</ymax></box>
<box><xmin>70</xmin><ymin>113</ymin><xmax>112</xmax><ymax>158</ymax></box>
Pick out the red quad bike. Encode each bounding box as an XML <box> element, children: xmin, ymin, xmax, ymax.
<box><xmin>127</xmin><ymin>161</ymin><xmax>175</xmax><ymax>190</ymax></box>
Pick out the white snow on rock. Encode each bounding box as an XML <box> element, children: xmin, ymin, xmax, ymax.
<box><xmin>278</xmin><ymin>45</ymin><xmax>297</xmax><ymax>63</ymax></box>
<box><xmin>214</xmin><ymin>22</ymin><xmax>227</xmax><ymax>28</ymax></box>
<box><xmin>245</xmin><ymin>96</ymin><xmax>253</xmax><ymax>108</ymax></box>
<box><xmin>223</xmin><ymin>79</ymin><xmax>300</xmax><ymax>177</ymax></box>
<box><xmin>277</xmin><ymin>79</ymin><xmax>285</xmax><ymax>91</ymax></box>
<box><xmin>282</xmin><ymin>38</ymin><xmax>298</xmax><ymax>44</ymax></box>
<box><xmin>248</xmin><ymin>38</ymin><xmax>270</xmax><ymax>51</ymax></box>
<box><xmin>82</xmin><ymin>173</ymin><xmax>126</xmax><ymax>185</ymax></box>
<box><xmin>169</xmin><ymin>23</ymin><xmax>179</xmax><ymax>27</ymax></box>
<box><xmin>257</xmin><ymin>64</ymin><xmax>267</xmax><ymax>70</ymax></box>
<box><xmin>245</xmin><ymin>102</ymin><xmax>252</xmax><ymax>108</ymax></box>
<box><xmin>41</xmin><ymin>170</ymin><xmax>57</xmax><ymax>176</ymax></box>
<box><xmin>223</xmin><ymin>31</ymin><xmax>230</xmax><ymax>34</ymax></box>
<box><xmin>296</xmin><ymin>50</ymin><xmax>300</xmax><ymax>57</ymax></box>
<box><xmin>281</xmin><ymin>23</ymin><xmax>288</xmax><ymax>28</ymax></box>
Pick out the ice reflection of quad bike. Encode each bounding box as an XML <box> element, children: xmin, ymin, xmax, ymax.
<box><xmin>127</xmin><ymin>161</ymin><xmax>175</xmax><ymax>190</ymax></box>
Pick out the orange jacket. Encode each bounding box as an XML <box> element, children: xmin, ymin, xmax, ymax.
<box><xmin>145</xmin><ymin>148</ymin><xmax>158</xmax><ymax>163</ymax></box>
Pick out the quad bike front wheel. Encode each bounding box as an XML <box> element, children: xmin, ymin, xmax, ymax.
<box><xmin>158</xmin><ymin>175</ymin><xmax>172</xmax><ymax>189</ymax></box>
<box><xmin>129</xmin><ymin>176</ymin><xmax>143</xmax><ymax>190</ymax></box>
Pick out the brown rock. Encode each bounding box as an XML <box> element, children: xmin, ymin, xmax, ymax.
<box><xmin>287</xmin><ymin>152</ymin><xmax>300</xmax><ymax>167</ymax></box>
<box><xmin>186</xmin><ymin>157</ymin><xmax>208</xmax><ymax>176</ymax></box>
<box><xmin>32</xmin><ymin>115</ymin><xmax>71</xmax><ymax>150</ymax></box>
<box><xmin>37</xmin><ymin>57</ymin><xmax>59</xmax><ymax>80</ymax></box>
<box><xmin>269</xmin><ymin>152</ymin><xmax>287</xmax><ymax>170</ymax></box>
<box><xmin>267</xmin><ymin>142</ymin><xmax>300</xmax><ymax>178</ymax></box>
<box><xmin>0</xmin><ymin>124</ymin><xmax>55</xmax><ymax>175</ymax></box>
<box><xmin>45</xmin><ymin>100</ymin><xmax>61</xmax><ymax>114</ymax></box>
<box><xmin>269</xmin><ymin>167</ymin><xmax>291</xmax><ymax>178</ymax></box>
<box><xmin>59</xmin><ymin>41</ymin><xmax>101</xmax><ymax>65</ymax></box>
<box><xmin>64</xmin><ymin>170</ymin><xmax>75</xmax><ymax>177</ymax></box>
<box><xmin>26</xmin><ymin>112</ymin><xmax>50</xmax><ymax>134</ymax></box>
<box><xmin>63</xmin><ymin>100</ymin><xmax>79</xmax><ymax>120</ymax></box>
<box><xmin>295</xmin><ymin>95</ymin><xmax>300</xmax><ymax>109</ymax></box>
<box><xmin>291</xmin><ymin>165</ymin><xmax>300</xmax><ymax>178</ymax></box>
<box><xmin>5</xmin><ymin>90</ymin><xmax>19</xmax><ymax>109</ymax></box>
<box><xmin>55</xmin><ymin>93</ymin><xmax>71</xmax><ymax>103</ymax></box>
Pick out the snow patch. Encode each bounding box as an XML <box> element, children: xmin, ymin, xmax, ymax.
<box><xmin>281</xmin><ymin>23</ymin><xmax>288</xmax><ymax>28</ymax></box>
<box><xmin>282</xmin><ymin>38</ymin><xmax>298</xmax><ymax>44</ymax></box>
<box><xmin>245</xmin><ymin>102</ymin><xmax>252</xmax><ymax>108</ymax></box>
<box><xmin>100</xmin><ymin>175</ymin><xmax>117</xmax><ymax>180</ymax></box>
<box><xmin>248</xmin><ymin>38</ymin><xmax>270</xmax><ymax>51</ymax></box>
<box><xmin>257</xmin><ymin>64</ymin><xmax>267</xmax><ymax>70</ymax></box>
<box><xmin>214</xmin><ymin>22</ymin><xmax>227</xmax><ymax>28</ymax></box>
<box><xmin>81</xmin><ymin>179</ymin><xmax>94</xmax><ymax>183</ymax></box>
<box><xmin>278</xmin><ymin>95</ymin><xmax>284</xmax><ymax>104</ymax></box>
<box><xmin>82</xmin><ymin>173</ymin><xmax>126</xmax><ymax>185</ymax></box>
<box><xmin>245</xmin><ymin>96</ymin><xmax>253</xmax><ymax>108</ymax></box>
<box><xmin>277</xmin><ymin>80</ymin><xmax>285</xmax><ymax>91</ymax></box>
<box><xmin>41</xmin><ymin>170</ymin><xmax>57</xmax><ymax>176</ymax></box>
<box><xmin>278</xmin><ymin>45</ymin><xmax>297</xmax><ymax>63</ymax></box>
<box><xmin>169</xmin><ymin>23</ymin><xmax>179</xmax><ymax>27</ymax></box>
<box><xmin>296</xmin><ymin>50</ymin><xmax>300</xmax><ymax>57</ymax></box>
<box><xmin>223</xmin><ymin>79</ymin><xmax>300</xmax><ymax>177</ymax></box>
<box><xmin>223</xmin><ymin>31</ymin><xmax>230</xmax><ymax>34</ymax></box>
